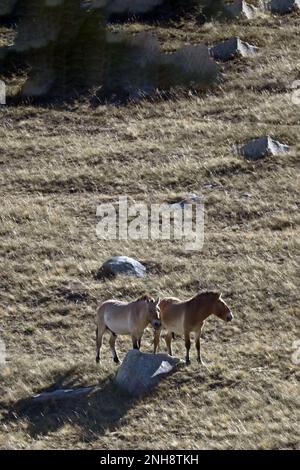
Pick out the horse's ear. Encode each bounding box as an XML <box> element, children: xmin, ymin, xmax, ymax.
<box><xmin>210</xmin><ymin>292</ymin><xmax>220</xmax><ymax>301</ymax></box>
<box><xmin>138</xmin><ymin>294</ymin><xmax>150</xmax><ymax>302</ymax></box>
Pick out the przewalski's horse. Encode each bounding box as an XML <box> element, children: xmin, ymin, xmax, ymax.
<box><xmin>153</xmin><ymin>291</ymin><xmax>233</xmax><ymax>365</ymax></box>
<box><xmin>95</xmin><ymin>294</ymin><xmax>161</xmax><ymax>364</ymax></box>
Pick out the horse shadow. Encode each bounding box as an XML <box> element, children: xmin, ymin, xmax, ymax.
<box><xmin>4</xmin><ymin>367</ymin><xmax>136</xmax><ymax>442</ymax></box>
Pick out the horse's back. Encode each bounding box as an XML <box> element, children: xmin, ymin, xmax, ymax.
<box><xmin>96</xmin><ymin>299</ymin><xmax>133</xmax><ymax>335</ymax></box>
<box><xmin>160</xmin><ymin>297</ymin><xmax>181</xmax><ymax>308</ymax></box>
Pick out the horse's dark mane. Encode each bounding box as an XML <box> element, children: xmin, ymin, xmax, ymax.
<box><xmin>189</xmin><ymin>291</ymin><xmax>219</xmax><ymax>302</ymax></box>
<box><xmin>136</xmin><ymin>293</ymin><xmax>153</xmax><ymax>302</ymax></box>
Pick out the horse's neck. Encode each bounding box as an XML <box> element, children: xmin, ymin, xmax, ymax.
<box><xmin>135</xmin><ymin>301</ymin><xmax>150</xmax><ymax>326</ymax></box>
<box><xmin>188</xmin><ymin>296</ymin><xmax>212</xmax><ymax>320</ymax></box>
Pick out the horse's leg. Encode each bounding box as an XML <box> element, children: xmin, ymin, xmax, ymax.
<box><xmin>132</xmin><ymin>336</ymin><xmax>139</xmax><ymax>350</ymax></box>
<box><xmin>165</xmin><ymin>332</ymin><xmax>173</xmax><ymax>356</ymax></box>
<box><xmin>137</xmin><ymin>337</ymin><xmax>142</xmax><ymax>350</ymax></box>
<box><xmin>153</xmin><ymin>328</ymin><xmax>161</xmax><ymax>353</ymax></box>
<box><xmin>195</xmin><ymin>323</ymin><xmax>207</xmax><ymax>366</ymax></box>
<box><xmin>109</xmin><ymin>333</ymin><xmax>119</xmax><ymax>364</ymax></box>
<box><xmin>195</xmin><ymin>331</ymin><xmax>202</xmax><ymax>364</ymax></box>
<box><xmin>96</xmin><ymin>325</ymin><xmax>105</xmax><ymax>364</ymax></box>
<box><xmin>184</xmin><ymin>331</ymin><xmax>191</xmax><ymax>365</ymax></box>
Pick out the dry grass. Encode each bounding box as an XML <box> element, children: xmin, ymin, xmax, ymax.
<box><xmin>0</xmin><ymin>10</ymin><xmax>299</xmax><ymax>450</ymax></box>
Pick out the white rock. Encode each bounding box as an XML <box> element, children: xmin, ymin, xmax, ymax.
<box><xmin>210</xmin><ymin>37</ymin><xmax>259</xmax><ymax>62</ymax></box>
<box><xmin>239</xmin><ymin>136</ymin><xmax>290</xmax><ymax>160</ymax></box>
<box><xmin>97</xmin><ymin>256</ymin><xmax>147</xmax><ymax>279</ymax></box>
<box><xmin>151</xmin><ymin>360</ymin><xmax>174</xmax><ymax>378</ymax></box>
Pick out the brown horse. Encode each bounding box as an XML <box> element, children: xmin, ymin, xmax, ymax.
<box><xmin>153</xmin><ymin>291</ymin><xmax>233</xmax><ymax>365</ymax></box>
<box><xmin>95</xmin><ymin>294</ymin><xmax>161</xmax><ymax>364</ymax></box>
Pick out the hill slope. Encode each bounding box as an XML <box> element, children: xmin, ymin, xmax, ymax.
<box><xmin>0</xmin><ymin>10</ymin><xmax>299</xmax><ymax>449</ymax></box>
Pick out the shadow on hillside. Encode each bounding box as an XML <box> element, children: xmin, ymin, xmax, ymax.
<box><xmin>5</xmin><ymin>368</ymin><xmax>136</xmax><ymax>442</ymax></box>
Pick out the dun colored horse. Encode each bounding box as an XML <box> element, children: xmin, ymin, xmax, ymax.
<box><xmin>154</xmin><ymin>291</ymin><xmax>233</xmax><ymax>365</ymax></box>
<box><xmin>95</xmin><ymin>294</ymin><xmax>161</xmax><ymax>364</ymax></box>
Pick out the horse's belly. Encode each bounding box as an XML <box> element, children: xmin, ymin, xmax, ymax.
<box><xmin>165</xmin><ymin>316</ymin><xmax>184</xmax><ymax>335</ymax></box>
<box><xmin>104</xmin><ymin>314</ymin><xmax>130</xmax><ymax>335</ymax></box>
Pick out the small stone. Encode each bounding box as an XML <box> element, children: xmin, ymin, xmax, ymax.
<box><xmin>239</xmin><ymin>136</ymin><xmax>290</xmax><ymax>160</ymax></box>
<box><xmin>210</xmin><ymin>37</ymin><xmax>259</xmax><ymax>62</ymax></box>
<box><xmin>115</xmin><ymin>349</ymin><xmax>183</xmax><ymax>397</ymax></box>
<box><xmin>269</xmin><ymin>0</ymin><xmax>300</xmax><ymax>14</ymax></box>
<box><xmin>97</xmin><ymin>256</ymin><xmax>146</xmax><ymax>279</ymax></box>
<box><xmin>224</xmin><ymin>0</ymin><xmax>260</xmax><ymax>19</ymax></box>
<box><xmin>169</xmin><ymin>194</ymin><xmax>204</xmax><ymax>209</ymax></box>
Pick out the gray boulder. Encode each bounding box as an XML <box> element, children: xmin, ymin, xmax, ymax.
<box><xmin>239</xmin><ymin>136</ymin><xmax>290</xmax><ymax>160</ymax></box>
<box><xmin>269</xmin><ymin>0</ymin><xmax>300</xmax><ymax>14</ymax></box>
<box><xmin>115</xmin><ymin>349</ymin><xmax>183</xmax><ymax>397</ymax></box>
<box><xmin>210</xmin><ymin>37</ymin><xmax>259</xmax><ymax>62</ymax></box>
<box><xmin>224</xmin><ymin>0</ymin><xmax>260</xmax><ymax>19</ymax></box>
<box><xmin>97</xmin><ymin>256</ymin><xmax>146</xmax><ymax>279</ymax></box>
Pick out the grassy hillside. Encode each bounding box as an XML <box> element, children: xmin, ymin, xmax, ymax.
<box><xmin>0</xmin><ymin>9</ymin><xmax>299</xmax><ymax>449</ymax></box>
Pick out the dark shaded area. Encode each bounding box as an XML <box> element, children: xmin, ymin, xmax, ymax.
<box><xmin>3</xmin><ymin>368</ymin><xmax>136</xmax><ymax>442</ymax></box>
<box><xmin>107</xmin><ymin>0</ymin><xmax>230</xmax><ymax>25</ymax></box>
<box><xmin>0</xmin><ymin>0</ymin><xmax>106</xmax><ymax>98</ymax></box>
<box><xmin>0</xmin><ymin>1</ymin><xmax>221</xmax><ymax>104</ymax></box>
<box><xmin>108</xmin><ymin>0</ymin><xmax>201</xmax><ymax>24</ymax></box>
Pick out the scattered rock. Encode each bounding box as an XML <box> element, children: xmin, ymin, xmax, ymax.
<box><xmin>224</xmin><ymin>0</ymin><xmax>260</xmax><ymax>19</ymax></box>
<box><xmin>115</xmin><ymin>349</ymin><xmax>183</xmax><ymax>397</ymax></box>
<box><xmin>269</xmin><ymin>0</ymin><xmax>300</xmax><ymax>14</ymax></box>
<box><xmin>210</xmin><ymin>37</ymin><xmax>259</xmax><ymax>62</ymax></box>
<box><xmin>97</xmin><ymin>256</ymin><xmax>147</xmax><ymax>279</ymax></box>
<box><xmin>169</xmin><ymin>194</ymin><xmax>204</xmax><ymax>209</ymax></box>
<box><xmin>239</xmin><ymin>136</ymin><xmax>290</xmax><ymax>160</ymax></box>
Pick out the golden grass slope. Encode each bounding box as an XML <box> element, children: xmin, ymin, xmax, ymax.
<box><xmin>0</xmin><ymin>12</ymin><xmax>299</xmax><ymax>449</ymax></box>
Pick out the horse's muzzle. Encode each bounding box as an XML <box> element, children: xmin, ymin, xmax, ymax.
<box><xmin>153</xmin><ymin>320</ymin><xmax>161</xmax><ymax>330</ymax></box>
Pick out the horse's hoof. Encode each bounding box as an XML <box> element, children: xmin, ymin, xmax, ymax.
<box><xmin>114</xmin><ymin>357</ymin><xmax>120</xmax><ymax>364</ymax></box>
<box><xmin>186</xmin><ymin>360</ymin><xmax>191</xmax><ymax>366</ymax></box>
<box><xmin>96</xmin><ymin>357</ymin><xmax>100</xmax><ymax>364</ymax></box>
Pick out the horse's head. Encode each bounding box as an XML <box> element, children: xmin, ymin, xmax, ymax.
<box><xmin>139</xmin><ymin>295</ymin><xmax>161</xmax><ymax>330</ymax></box>
<box><xmin>211</xmin><ymin>293</ymin><xmax>233</xmax><ymax>322</ymax></box>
